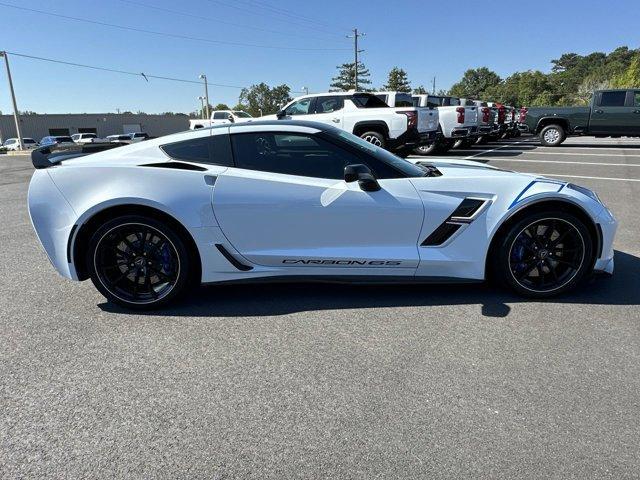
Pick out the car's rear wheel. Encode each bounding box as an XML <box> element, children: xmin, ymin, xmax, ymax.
<box><xmin>539</xmin><ymin>124</ymin><xmax>566</xmax><ymax>146</ymax></box>
<box><xmin>360</xmin><ymin>131</ymin><xmax>386</xmax><ymax>148</ymax></box>
<box><xmin>87</xmin><ymin>215</ymin><xmax>191</xmax><ymax>309</ymax></box>
<box><xmin>494</xmin><ymin>212</ymin><xmax>593</xmax><ymax>297</ymax></box>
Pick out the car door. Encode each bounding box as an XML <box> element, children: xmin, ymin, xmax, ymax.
<box><xmin>280</xmin><ymin>97</ymin><xmax>314</xmax><ymax>120</ymax></box>
<box><xmin>626</xmin><ymin>90</ymin><xmax>640</xmax><ymax>135</ymax></box>
<box><xmin>310</xmin><ymin>95</ymin><xmax>344</xmax><ymax>129</ymax></box>
<box><xmin>212</xmin><ymin>128</ymin><xmax>424</xmax><ymax>275</ymax></box>
<box><xmin>589</xmin><ymin>90</ymin><xmax>630</xmax><ymax>134</ymax></box>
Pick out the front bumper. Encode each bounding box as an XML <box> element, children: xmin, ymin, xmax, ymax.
<box><xmin>593</xmin><ymin>205</ymin><xmax>617</xmax><ymax>274</ymax></box>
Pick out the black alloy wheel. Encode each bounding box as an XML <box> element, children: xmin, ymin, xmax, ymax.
<box><xmin>88</xmin><ymin>216</ymin><xmax>190</xmax><ymax>309</ymax></box>
<box><xmin>496</xmin><ymin>212</ymin><xmax>593</xmax><ymax>297</ymax></box>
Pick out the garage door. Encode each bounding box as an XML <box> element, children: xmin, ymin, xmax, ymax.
<box><xmin>122</xmin><ymin>124</ymin><xmax>142</xmax><ymax>134</ymax></box>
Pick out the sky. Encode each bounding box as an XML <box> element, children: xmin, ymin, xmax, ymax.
<box><xmin>0</xmin><ymin>0</ymin><xmax>639</xmax><ymax>114</ymax></box>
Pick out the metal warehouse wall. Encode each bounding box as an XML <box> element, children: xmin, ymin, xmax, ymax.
<box><xmin>0</xmin><ymin>113</ymin><xmax>189</xmax><ymax>142</ymax></box>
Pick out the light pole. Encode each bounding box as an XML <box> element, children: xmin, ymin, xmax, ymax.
<box><xmin>0</xmin><ymin>51</ymin><xmax>24</xmax><ymax>150</ymax></box>
<box><xmin>199</xmin><ymin>74</ymin><xmax>210</xmax><ymax>119</ymax></box>
<box><xmin>302</xmin><ymin>86</ymin><xmax>309</xmax><ymax>95</ymax></box>
<box><xmin>198</xmin><ymin>96</ymin><xmax>205</xmax><ymax>119</ymax></box>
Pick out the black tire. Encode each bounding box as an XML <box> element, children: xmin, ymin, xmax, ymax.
<box><xmin>87</xmin><ymin>215</ymin><xmax>192</xmax><ymax>309</ymax></box>
<box><xmin>359</xmin><ymin>131</ymin><xmax>386</xmax><ymax>149</ymax></box>
<box><xmin>437</xmin><ymin>139</ymin><xmax>455</xmax><ymax>154</ymax></box>
<box><xmin>492</xmin><ymin>211</ymin><xmax>594</xmax><ymax>298</ymax></box>
<box><xmin>539</xmin><ymin>124</ymin><xmax>566</xmax><ymax>147</ymax></box>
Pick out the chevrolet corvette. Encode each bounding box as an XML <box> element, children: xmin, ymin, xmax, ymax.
<box><xmin>27</xmin><ymin>121</ymin><xmax>617</xmax><ymax>309</ymax></box>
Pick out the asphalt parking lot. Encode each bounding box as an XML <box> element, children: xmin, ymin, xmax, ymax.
<box><xmin>2</xmin><ymin>136</ymin><xmax>639</xmax><ymax>479</ymax></box>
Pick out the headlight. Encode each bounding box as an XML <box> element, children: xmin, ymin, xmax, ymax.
<box><xmin>567</xmin><ymin>183</ymin><xmax>602</xmax><ymax>204</ymax></box>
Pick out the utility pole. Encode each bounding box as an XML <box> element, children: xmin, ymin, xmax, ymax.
<box><xmin>346</xmin><ymin>28</ymin><xmax>364</xmax><ymax>91</ymax></box>
<box><xmin>0</xmin><ymin>51</ymin><xmax>24</xmax><ymax>150</ymax></box>
<box><xmin>199</xmin><ymin>74</ymin><xmax>210</xmax><ymax>119</ymax></box>
<box><xmin>432</xmin><ymin>76</ymin><xmax>436</xmax><ymax>94</ymax></box>
<box><xmin>198</xmin><ymin>96</ymin><xmax>205</xmax><ymax>119</ymax></box>
<box><xmin>302</xmin><ymin>86</ymin><xmax>309</xmax><ymax>95</ymax></box>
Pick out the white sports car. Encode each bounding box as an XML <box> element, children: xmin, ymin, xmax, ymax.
<box><xmin>28</xmin><ymin>121</ymin><xmax>617</xmax><ymax>309</ymax></box>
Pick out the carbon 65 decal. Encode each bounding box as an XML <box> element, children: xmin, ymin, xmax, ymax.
<box><xmin>282</xmin><ymin>259</ymin><xmax>402</xmax><ymax>266</ymax></box>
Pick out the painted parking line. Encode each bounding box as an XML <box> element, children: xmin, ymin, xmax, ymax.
<box><xmin>512</xmin><ymin>150</ymin><xmax>640</xmax><ymax>158</ymax></box>
<box><xmin>469</xmin><ymin>157</ymin><xmax>640</xmax><ymax>167</ymax></box>
<box><xmin>463</xmin><ymin>141</ymin><xmax>525</xmax><ymax>160</ymax></box>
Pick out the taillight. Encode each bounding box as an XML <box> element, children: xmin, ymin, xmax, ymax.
<box><xmin>481</xmin><ymin>107</ymin><xmax>490</xmax><ymax>123</ymax></box>
<box><xmin>497</xmin><ymin>107</ymin><xmax>505</xmax><ymax>123</ymax></box>
<box><xmin>456</xmin><ymin>107</ymin><xmax>465</xmax><ymax>124</ymax></box>
<box><xmin>519</xmin><ymin>107</ymin><xmax>528</xmax><ymax>123</ymax></box>
<box><xmin>401</xmin><ymin>111</ymin><xmax>418</xmax><ymax>129</ymax></box>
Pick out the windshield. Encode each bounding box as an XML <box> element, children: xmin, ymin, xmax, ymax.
<box><xmin>330</xmin><ymin>130</ymin><xmax>427</xmax><ymax>178</ymax></box>
<box><xmin>233</xmin><ymin>111</ymin><xmax>252</xmax><ymax>118</ymax></box>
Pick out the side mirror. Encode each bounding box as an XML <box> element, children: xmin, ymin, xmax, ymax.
<box><xmin>344</xmin><ymin>164</ymin><xmax>381</xmax><ymax>192</ymax></box>
<box><xmin>276</xmin><ymin>109</ymin><xmax>286</xmax><ymax>119</ymax></box>
<box><xmin>227</xmin><ymin>114</ymin><xmax>235</xmax><ymax>123</ymax></box>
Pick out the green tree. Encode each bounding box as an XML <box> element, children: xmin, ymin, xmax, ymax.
<box><xmin>214</xmin><ymin>103</ymin><xmax>230</xmax><ymax>110</ymax></box>
<box><xmin>449</xmin><ymin>67</ymin><xmax>501</xmax><ymax>99</ymax></box>
<box><xmin>239</xmin><ymin>83</ymin><xmax>291</xmax><ymax>117</ymax></box>
<box><xmin>383</xmin><ymin>67</ymin><xmax>411</xmax><ymax>92</ymax></box>
<box><xmin>329</xmin><ymin>62</ymin><xmax>372</xmax><ymax>91</ymax></box>
<box><xmin>413</xmin><ymin>85</ymin><xmax>427</xmax><ymax>94</ymax></box>
<box><xmin>611</xmin><ymin>55</ymin><xmax>640</xmax><ymax>88</ymax></box>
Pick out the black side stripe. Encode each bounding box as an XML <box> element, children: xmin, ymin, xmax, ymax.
<box><xmin>215</xmin><ymin>244</ymin><xmax>253</xmax><ymax>271</ymax></box>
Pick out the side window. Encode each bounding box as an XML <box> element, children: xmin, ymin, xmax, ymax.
<box><xmin>284</xmin><ymin>98</ymin><xmax>313</xmax><ymax>116</ymax></box>
<box><xmin>394</xmin><ymin>94</ymin><xmax>414</xmax><ymax>107</ymax></box>
<box><xmin>231</xmin><ymin>132</ymin><xmax>361</xmax><ymax>179</ymax></box>
<box><xmin>315</xmin><ymin>96</ymin><xmax>344</xmax><ymax>113</ymax></box>
<box><xmin>599</xmin><ymin>91</ymin><xmax>627</xmax><ymax>107</ymax></box>
<box><xmin>161</xmin><ymin>134</ymin><xmax>233</xmax><ymax>166</ymax></box>
<box><xmin>634</xmin><ymin>91</ymin><xmax>640</xmax><ymax>107</ymax></box>
<box><xmin>213</xmin><ymin>112</ymin><xmax>228</xmax><ymax>119</ymax></box>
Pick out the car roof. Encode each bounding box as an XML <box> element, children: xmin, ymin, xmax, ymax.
<box><xmin>227</xmin><ymin>119</ymin><xmax>332</xmax><ymax>131</ymax></box>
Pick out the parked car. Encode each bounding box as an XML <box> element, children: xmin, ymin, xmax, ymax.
<box><xmin>189</xmin><ymin>110</ymin><xmax>253</xmax><ymax>129</ymax></box>
<box><xmin>487</xmin><ymin>102</ymin><xmax>508</xmax><ymax>140</ymax></box>
<box><xmin>455</xmin><ymin>99</ymin><xmax>493</xmax><ymax>147</ymax></box>
<box><xmin>27</xmin><ymin>120</ymin><xmax>617</xmax><ymax>309</ymax></box>
<box><xmin>264</xmin><ymin>91</ymin><xmax>435</xmax><ymax>156</ymax></box>
<box><xmin>412</xmin><ymin>94</ymin><xmax>478</xmax><ymax>154</ymax></box>
<box><xmin>522</xmin><ymin>89</ymin><xmax>640</xmax><ymax>146</ymax></box>
<box><xmin>2</xmin><ymin>137</ymin><xmax>38</xmax><ymax>150</ymax></box>
<box><xmin>106</xmin><ymin>134</ymin><xmax>133</xmax><ymax>144</ymax></box>
<box><xmin>71</xmin><ymin>133</ymin><xmax>107</xmax><ymax>144</ymax></box>
<box><xmin>39</xmin><ymin>136</ymin><xmax>75</xmax><ymax>148</ymax></box>
<box><xmin>128</xmin><ymin>132</ymin><xmax>150</xmax><ymax>143</ymax></box>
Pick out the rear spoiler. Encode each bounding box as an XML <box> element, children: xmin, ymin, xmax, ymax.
<box><xmin>31</xmin><ymin>142</ymin><xmax>127</xmax><ymax>169</ymax></box>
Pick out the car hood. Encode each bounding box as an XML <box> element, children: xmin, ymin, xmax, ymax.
<box><xmin>408</xmin><ymin>157</ymin><xmax>565</xmax><ymax>198</ymax></box>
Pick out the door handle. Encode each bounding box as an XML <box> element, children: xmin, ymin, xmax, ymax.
<box><xmin>595</xmin><ymin>109</ymin><xmax>604</xmax><ymax>114</ymax></box>
<box><xmin>634</xmin><ymin>110</ymin><xmax>640</xmax><ymax>114</ymax></box>
<box><xmin>332</xmin><ymin>118</ymin><xmax>340</xmax><ymax>123</ymax></box>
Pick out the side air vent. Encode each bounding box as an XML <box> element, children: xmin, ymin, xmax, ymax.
<box><xmin>215</xmin><ymin>244</ymin><xmax>253</xmax><ymax>271</ymax></box>
<box><xmin>450</xmin><ymin>198</ymin><xmax>486</xmax><ymax>220</ymax></box>
<box><xmin>421</xmin><ymin>222</ymin><xmax>461</xmax><ymax>246</ymax></box>
<box><xmin>421</xmin><ymin>197</ymin><xmax>490</xmax><ymax>247</ymax></box>
<box><xmin>142</xmin><ymin>162</ymin><xmax>207</xmax><ymax>171</ymax></box>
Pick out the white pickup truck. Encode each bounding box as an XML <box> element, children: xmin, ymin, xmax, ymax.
<box><xmin>266</xmin><ymin>92</ymin><xmax>436</xmax><ymax>156</ymax></box>
<box><xmin>459</xmin><ymin>99</ymin><xmax>494</xmax><ymax>146</ymax></box>
<box><xmin>189</xmin><ymin>110</ymin><xmax>254</xmax><ymax>130</ymax></box>
<box><xmin>374</xmin><ymin>90</ymin><xmax>439</xmax><ymax>144</ymax></box>
<box><xmin>411</xmin><ymin>94</ymin><xmax>478</xmax><ymax>154</ymax></box>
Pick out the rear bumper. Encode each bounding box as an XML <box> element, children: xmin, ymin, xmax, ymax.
<box><xmin>479</xmin><ymin>125</ymin><xmax>493</xmax><ymax>135</ymax></box>
<box><xmin>389</xmin><ymin>129</ymin><xmax>437</xmax><ymax>150</ymax></box>
<box><xmin>450</xmin><ymin>127</ymin><xmax>471</xmax><ymax>138</ymax></box>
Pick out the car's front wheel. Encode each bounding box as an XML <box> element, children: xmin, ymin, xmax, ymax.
<box><xmin>494</xmin><ymin>211</ymin><xmax>594</xmax><ymax>297</ymax></box>
<box><xmin>87</xmin><ymin>215</ymin><xmax>191</xmax><ymax>309</ymax></box>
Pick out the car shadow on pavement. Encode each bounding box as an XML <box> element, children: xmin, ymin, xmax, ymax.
<box><xmin>99</xmin><ymin>250</ymin><xmax>640</xmax><ymax>319</ymax></box>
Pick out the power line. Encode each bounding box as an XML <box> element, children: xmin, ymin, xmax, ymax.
<box><xmin>227</xmin><ymin>0</ymin><xmax>349</xmax><ymax>33</ymax></box>
<box><xmin>203</xmin><ymin>0</ymin><xmax>344</xmax><ymax>36</ymax></box>
<box><xmin>5</xmin><ymin>51</ymin><xmax>307</xmax><ymax>93</ymax></box>
<box><xmin>116</xmin><ymin>0</ymin><xmax>343</xmax><ymax>42</ymax></box>
<box><xmin>0</xmin><ymin>2</ymin><xmax>350</xmax><ymax>52</ymax></box>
